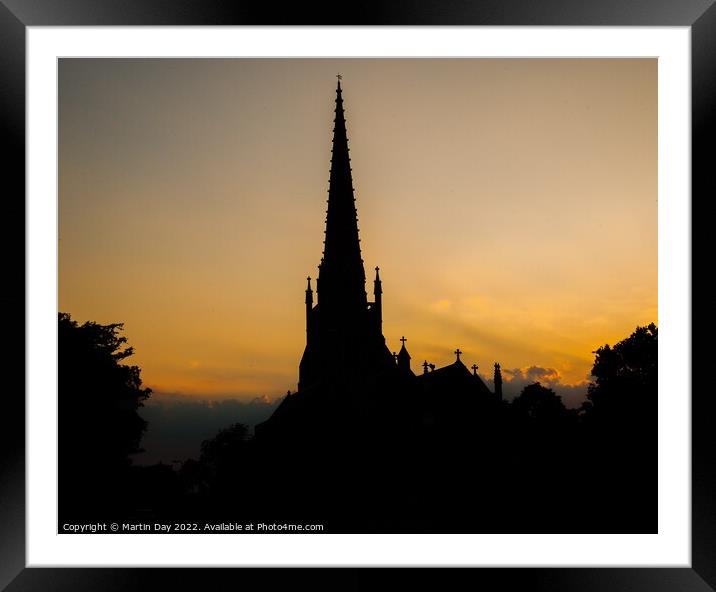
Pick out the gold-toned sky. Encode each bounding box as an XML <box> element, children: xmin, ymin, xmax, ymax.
<box><xmin>59</xmin><ymin>58</ymin><xmax>657</xmax><ymax>405</ymax></box>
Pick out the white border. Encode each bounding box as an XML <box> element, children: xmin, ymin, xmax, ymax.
<box><xmin>27</xmin><ymin>27</ymin><xmax>691</xmax><ymax>566</ymax></box>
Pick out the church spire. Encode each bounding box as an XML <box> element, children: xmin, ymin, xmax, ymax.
<box><xmin>298</xmin><ymin>79</ymin><xmax>395</xmax><ymax>392</ymax></box>
<box><xmin>494</xmin><ymin>362</ymin><xmax>503</xmax><ymax>400</ymax></box>
<box><xmin>317</xmin><ymin>77</ymin><xmax>367</xmax><ymax>311</ymax></box>
<box><xmin>373</xmin><ymin>266</ymin><xmax>383</xmax><ymax>329</ymax></box>
<box><xmin>304</xmin><ymin>276</ymin><xmax>314</xmax><ymax>339</ymax></box>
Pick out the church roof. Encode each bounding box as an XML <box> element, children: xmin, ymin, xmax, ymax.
<box><xmin>416</xmin><ymin>359</ymin><xmax>493</xmax><ymax>397</ymax></box>
<box><xmin>417</xmin><ymin>359</ymin><xmax>471</xmax><ymax>381</ymax></box>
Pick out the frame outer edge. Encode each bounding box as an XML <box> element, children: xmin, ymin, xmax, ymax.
<box><xmin>691</xmin><ymin>1</ymin><xmax>716</xmax><ymax>589</ymax></box>
<box><xmin>0</xmin><ymin>0</ymin><xmax>26</xmax><ymax>591</ymax></box>
<box><xmin>0</xmin><ymin>0</ymin><xmax>714</xmax><ymax>26</ymax></box>
<box><xmin>6</xmin><ymin>0</ymin><xmax>715</xmax><ymax>589</ymax></box>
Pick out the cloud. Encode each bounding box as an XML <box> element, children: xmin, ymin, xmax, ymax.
<box><xmin>133</xmin><ymin>391</ymin><xmax>281</xmax><ymax>465</ymax></box>
<box><xmin>505</xmin><ymin>365</ymin><xmax>561</xmax><ymax>384</ymax></box>
<box><xmin>483</xmin><ymin>365</ymin><xmax>588</xmax><ymax>409</ymax></box>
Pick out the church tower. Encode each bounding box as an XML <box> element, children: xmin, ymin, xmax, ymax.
<box><xmin>298</xmin><ymin>79</ymin><xmax>394</xmax><ymax>391</ymax></box>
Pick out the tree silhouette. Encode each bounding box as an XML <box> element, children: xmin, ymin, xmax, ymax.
<box><xmin>58</xmin><ymin>312</ymin><xmax>152</xmax><ymax>518</ymax></box>
<box><xmin>575</xmin><ymin>323</ymin><xmax>658</xmax><ymax>532</ymax></box>
<box><xmin>512</xmin><ymin>381</ymin><xmax>567</xmax><ymax>422</ymax></box>
<box><xmin>199</xmin><ymin>423</ymin><xmax>250</xmax><ymax>472</ymax></box>
<box><xmin>195</xmin><ymin>423</ymin><xmax>253</xmax><ymax>506</ymax></box>
<box><xmin>584</xmin><ymin>322</ymin><xmax>657</xmax><ymax>427</ymax></box>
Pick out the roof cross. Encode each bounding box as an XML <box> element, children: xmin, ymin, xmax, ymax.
<box><xmin>400</xmin><ymin>336</ymin><xmax>407</xmax><ymax>346</ymax></box>
<box><xmin>454</xmin><ymin>348</ymin><xmax>462</xmax><ymax>362</ymax></box>
<box><xmin>471</xmin><ymin>364</ymin><xmax>478</xmax><ymax>375</ymax></box>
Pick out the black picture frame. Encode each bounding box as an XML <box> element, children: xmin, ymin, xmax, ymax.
<box><xmin>1</xmin><ymin>1</ymin><xmax>708</xmax><ymax>590</ymax></box>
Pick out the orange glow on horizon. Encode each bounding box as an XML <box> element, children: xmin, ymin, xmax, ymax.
<box><xmin>59</xmin><ymin>58</ymin><xmax>657</xmax><ymax>406</ymax></box>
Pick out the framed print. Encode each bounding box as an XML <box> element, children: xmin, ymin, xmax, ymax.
<box><xmin>1</xmin><ymin>1</ymin><xmax>709</xmax><ymax>590</ymax></box>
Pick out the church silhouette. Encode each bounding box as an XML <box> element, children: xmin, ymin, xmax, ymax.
<box><xmin>256</xmin><ymin>79</ymin><xmax>503</xmax><ymax>441</ymax></box>
<box><xmin>55</xmin><ymin>78</ymin><xmax>656</xmax><ymax>535</ymax></box>
<box><xmin>221</xmin><ymin>80</ymin><xmax>654</xmax><ymax>534</ymax></box>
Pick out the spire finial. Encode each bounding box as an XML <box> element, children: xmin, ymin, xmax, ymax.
<box><xmin>400</xmin><ymin>336</ymin><xmax>407</xmax><ymax>346</ymax></box>
<box><xmin>454</xmin><ymin>348</ymin><xmax>462</xmax><ymax>362</ymax></box>
<box><xmin>306</xmin><ymin>276</ymin><xmax>312</xmax><ymax>290</ymax></box>
<box><xmin>423</xmin><ymin>360</ymin><xmax>429</xmax><ymax>374</ymax></box>
<box><xmin>472</xmin><ymin>363</ymin><xmax>478</xmax><ymax>375</ymax></box>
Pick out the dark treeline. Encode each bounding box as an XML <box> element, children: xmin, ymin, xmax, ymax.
<box><xmin>58</xmin><ymin>313</ymin><xmax>657</xmax><ymax>533</ymax></box>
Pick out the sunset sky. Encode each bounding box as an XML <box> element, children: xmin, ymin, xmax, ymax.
<box><xmin>59</xmin><ymin>58</ymin><xmax>657</xmax><ymax>408</ymax></box>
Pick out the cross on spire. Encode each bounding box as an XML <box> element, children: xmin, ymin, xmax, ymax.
<box><xmin>423</xmin><ymin>360</ymin><xmax>429</xmax><ymax>374</ymax></box>
<box><xmin>454</xmin><ymin>348</ymin><xmax>462</xmax><ymax>362</ymax></box>
<box><xmin>400</xmin><ymin>336</ymin><xmax>407</xmax><ymax>346</ymax></box>
<box><xmin>471</xmin><ymin>363</ymin><xmax>478</xmax><ymax>375</ymax></box>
